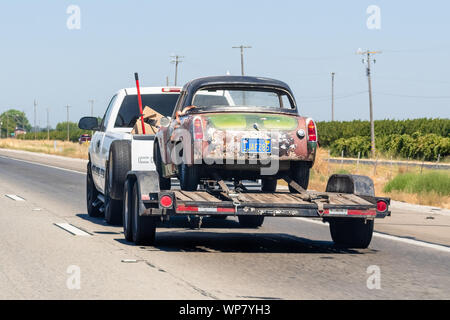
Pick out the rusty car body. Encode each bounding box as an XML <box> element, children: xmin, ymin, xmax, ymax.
<box><xmin>155</xmin><ymin>76</ymin><xmax>318</xmax><ymax>191</ymax></box>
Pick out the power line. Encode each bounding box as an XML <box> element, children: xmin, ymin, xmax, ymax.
<box><xmin>170</xmin><ymin>55</ymin><xmax>184</xmax><ymax>86</ymax></box>
<box><xmin>375</xmin><ymin>92</ymin><xmax>450</xmax><ymax>99</ymax></box>
<box><xmin>299</xmin><ymin>90</ymin><xmax>367</xmax><ymax>102</ymax></box>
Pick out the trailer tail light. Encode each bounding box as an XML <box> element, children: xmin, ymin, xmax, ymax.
<box><xmin>160</xmin><ymin>195</ymin><xmax>173</xmax><ymax>208</ymax></box>
<box><xmin>377</xmin><ymin>200</ymin><xmax>388</xmax><ymax>212</ymax></box>
<box><xmin>307</xmin><ymin>119</ymin><xmax>317</xmax><ymax>142</ymax></box>
<box><xmin>162</xmin><ymin>88</ymin><xmax>181</xmax><ymax>93</ymax></box>
<box><xmin>193</xmin><ymin>118</ymin><xmax>203</xmax><ymax>140</ymax></box>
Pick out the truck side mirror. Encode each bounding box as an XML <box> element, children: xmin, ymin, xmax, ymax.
<box><xmin>160</xmin><ymin>117</ymin><xmax>171</xmax><ymax>128</ymax></box>
<box><xmin>78</xmin><ymin>117</ymin><xmax>99</xmax><ymax>130</ymax></box>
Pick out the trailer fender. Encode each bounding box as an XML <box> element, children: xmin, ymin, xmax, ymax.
<box><xmin>325</xmin><ymin>174</ymin><xmax>375</xmax><ymax>197</ymax></box>
<box><xmin>126</xmin><ymin>171</ymin><xmax>161</xmax><ymax>216</ymax></box>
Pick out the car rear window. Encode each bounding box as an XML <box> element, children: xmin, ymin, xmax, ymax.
<box><xmin>115</xmin><ymin>94</ymin><xmax>180</xmax><ymax>128</ymax></box>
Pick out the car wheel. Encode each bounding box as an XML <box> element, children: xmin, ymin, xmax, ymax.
<box><xmin>86</xmin><ymin>162</ymin><xmax>103</xmax><ymax>217</ymax></box>
<box><xmin>132</xmin><ymin>183</ymin><xmax>157</xmax><ymax>245</ymax></box>
<box><xmin>108</xmin><ymin>140</ymin><xmax>131</xmax><ymax>200</ymax></box>
<box><xmin>288</xmin><ymin>162</ymin><xmax>310</xmax><ymax>193</ymax></box>
<box><xmin>123</xmin><ymin>179</ymin><xmax>133</xmax><ymax>242</ymax></box>
<box><xmin>104</xmin><ymin>161</ymin><xmax>123</xmax><ymax>225</ymax></box>
<box><xmin>238</xmin><ymin>215</ymin><xmax>265</xmax><ymax>228</ymax></box>
<box><xmin>329</xmin><ymin>218</ymin><xmax>374</xmax><ymax>249</ymax></box>
<box><xmin>154</xmin><ymin>142</ymin><xmax>171</xmax><ymax>190</ymax></box>
<box><xmin>261</xmin><ymin>178</ymin><xmax>277</xmax><ymax>192</ymax></box>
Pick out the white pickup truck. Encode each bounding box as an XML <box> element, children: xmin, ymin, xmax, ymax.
<box><xmin>78</xmin><ymin>86</ymin><xmax>181</xmax><ymax>224</ymax></box>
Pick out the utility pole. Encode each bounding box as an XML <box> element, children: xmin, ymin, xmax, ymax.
<box><xmin>358</xmin><ymin>50</ymin><xmax>381</xmax><ymax>158</ymax></box>
<box><xmin>88</xmin><ymin>99</ymin><xmax>94</xmax><ymax>117</ymax></box>
<box><xmin>232</xmin><ymin>45</ymin><xmax>252</xmax><ymax>76</ymax></box>
<box><xmin>46</xmin><ymin>108</ymin><xmax>50</xmax><ymax>140</ymax></box>
<box><xmin>34</xmin><ymin>99</ymin><xmax>37</xmax><ymax>140</ymax></box>
<box><xmin>331</xmin><ymin>72</ymin><xmax>335</xmax><ymax>121</ymax></box>
<box><xmin>166</xmin><ymin>76</ymin><xmax>169</xmax><ymax>86</ymax></box>
<box><xmin>65</xmin><ymin>105</ymin><xmax>71</xmax><ymax>141</ymax></box>
<box><xmin>170</xmin><ymin>55</ymin><xmax>184</xmax><ymax>86</ymax></box>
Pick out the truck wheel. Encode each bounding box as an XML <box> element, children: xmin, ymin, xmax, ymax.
<box><xmin>104</xmin><ymin>160</ymin><xmax>123</xmax><ymax>225</ymax></box>
<box><xmin>154</xmin><ymin>142</ymin><xmax>171</xmax><ymax>190</ymax></box>
<box><xmin>86</xmin><ymin>162</ymin><xmax>103</xmax><ymax>217</ymax></box>
<box><xmin>107</xmin><ymin>140</ymin><xmax>131</xmax><ymax>200</ymax></box>
<box><xmin>261</xmin><ymin>178</ymin><xmax>277</xmax><ymax>192</ymax></box>
<box><xmin>123</xmin><ymin>179</ymin><xmax>133</xmax><ymax>242</ymax></box>
<box><xmin>288</xmin><ymin>162</ymin><xmax>310</xmax><ymax>193</ymax></box>
<box><xmin>178</xmin><ymin>163</ymin><xmax>199</xmax><ymax>191</ymax></box>
<box><xmin>329</xmin><ymin>218</ymin><xmax>374</xmax><ymax>249</ymax></box>
<box><xmin>238</xmin><ymin>215</ymin><xmax>265</xmax><ymax>228</ymax></box>
<box><xmin>132</xmin><ymin>183</ymin><xmax>157</xmax><ymax>245</ymax></box>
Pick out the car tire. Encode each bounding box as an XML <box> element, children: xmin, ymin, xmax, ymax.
<box><xmin>86</xmin><ymin>162</ymin><xmax>103</xmax><ymax>217</ymax></box>
<box><xmin>123</xmin><ymin>179</ymin><xmax>133</xmax><ymax>242</ymax></box>
<box><xmin>261</xmin><ymin>178</ymin><xmax>277</xmax><ymax>192</ymax></box>
<box><xmin>108</xmin><ymin>140</ymin><xmax>131</xmax><ymax>200</ymax></box>
<box><xmin>154</xmin><ymin>142</ymin><xmax>171</xmax><ymax>190</ymax></box>
<box><xmin>238</xmin><ymin>215</ymin><xmax>265</xmax><ymax>228</ymax></box>
<box><xmin>288</xmin><ymin>162</ymin><xmax>310</xmax><ymax>193</ymax></box>
<box><xmin>104</xmin><ymin>159</ymin><xmax>123</xmax><ymax>225</ymax></box>
<box><xmin>132</xmin><ymin>183</ymin><xmax>157</xmax><ymax>245</ymax></box>
<box><xmin>329</xmin><ymin>218</ymin><xmax>374</xmax><ymax>249</ymax></box>
<box><xmin>178</xmin><ymin>163</ymin><xmax>199</xmax><ymax>191</ymax></box>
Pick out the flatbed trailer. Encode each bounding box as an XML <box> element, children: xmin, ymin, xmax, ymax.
<box><xmin>120</xmin><ymin>135</ymin><xmax>390</xmax><ymax>249</ymax></box>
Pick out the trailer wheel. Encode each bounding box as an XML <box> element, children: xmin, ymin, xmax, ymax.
<box><xmin>122</xmin><ymin>179</ymin><xmax>133</xmax><ymax>242</ymax></box>
<box><xmin>238</xmin><ymin>215</ymin><xmax>265</xmax><ymax>228</ymax></box>
<box><xmin>86</xmin><ymin>162</ymin><xmax>103</xmax><ymax>217</ymax></box>
<box><xmin>104</xmin><ymin>160</ymin><xmax>123</xmax><ymax>225</ymax></box>
<box><xmin>288</xmin><ymin>162</ymin><xmax>310</xmax><ymax>193</ymax></box>
<box><xmin>261</xmin><ymin>178</ymin><xmax>277</xmax><ymax>192</ymax></box>
<box><xmin>107</xmin><ymin>140</ymin><xmax>131</xmax><ymax>200</ymax></box>
<box><xmin>154</xmin><ymin>142</ymin><xmax>171</xmax><ymax>190</ymax></box>
<box><xmin>329</xmin><ymin>218</ymin><xmax>374</xmax><ymax>249</ymax></box>
<box><xmin>131</xmin><ymin>183</ymin><xmax>156</xmax><ymax>245</ymax></box>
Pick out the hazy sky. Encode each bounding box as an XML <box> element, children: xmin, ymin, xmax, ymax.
<box><xmin>0</xmin><ymin>0</ymin><xmax>449</xmax><ymax>128</ymax></box>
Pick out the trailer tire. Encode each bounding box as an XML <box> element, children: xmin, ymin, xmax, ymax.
<box><xmin>123</xmin><ymin>179</ymin><xmax>133</xmax><ymax>242</ymax></box>
<box><xmin>288</xmin><ymin>162</ymin><xmax>310</xmax><ymax>193</ymax></box>
<box><xmin>154</xmin><ymin>142</ymin><xmax>171</xmax><ymax>190</ymax></box>
<box><xmin>238</xmin><ymin>215</ymin><xmax>265</xmax><ymax>228</ymax></box>
<box><xmin>132</xmin><ymin>183</ymin><xmax>156</xmax><ymax>245</ymax></box>
<box><xmin>107</xmin><ymin>140</ymin><xmax>131</xmax><ymax>200</ymax></box>
<box><xmin>261</xmin><ymin>178</ymin><xmax>277</xmax><ymax>192</ymax></box>
<box><xmin>329</xmin><ymin>218</ymin><xmax>374</xmax><ymax>249</ymax></box>
<box><xmin>86</xmin><ymin>162</ymin><xmax>103</xmax><ymax>217</ymax></box>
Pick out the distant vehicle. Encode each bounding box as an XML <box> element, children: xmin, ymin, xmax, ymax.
<box><xmin>78</xmin><ymin>134</ymin><xmax>91</xmax><ymax>144</ymax></box>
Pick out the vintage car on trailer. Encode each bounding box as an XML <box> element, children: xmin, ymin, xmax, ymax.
<box><xmin>155</xmin><ymin>76</ymin><xmax>318</xmax><ymax>192</ymax></box>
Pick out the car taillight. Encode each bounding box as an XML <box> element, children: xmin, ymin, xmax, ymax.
<box><xmin>160</xmin><ymin>195</ymin><xmax>173</xmax><ymax>208</ymax></box>
<box><xmin>193</xmin><ymin>118</ymin><xmax>203</xmax><ymax>140</ymax></box>
<box><xmin>377</xmin><ymin>200</ymin><xmax>387</xmax><ymax>212</ymax></box>
<box><xmin>307</xmin><ymin>119</ymin><xmax>317</xmax><ymax>142</ymax></box>
<box><xmin>162</xmin><ymin>88</ymin><xmax>180</xmax><ymax>93</ymax></box>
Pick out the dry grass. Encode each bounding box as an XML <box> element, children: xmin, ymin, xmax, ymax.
<box><xmin>0</xmin><ymin>138</ymin><xmax>89</xmax><ymax>160</ymax></box>
<box><xmin>308</xmin><ymin>147</ymin><xmax>450</xmax><ymax>209</ymax></box>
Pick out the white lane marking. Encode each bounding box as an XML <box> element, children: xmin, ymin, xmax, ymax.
<box><xmin>5</xmin><ymin>194</ymin><xmax>25</xmax><ymax>201</ymax></box>
<box><xmin>54</xmin><ymin>223</ymin><xmax>91</xmax><ymax>236</ymax></box>
<box><xmin>295</xmin><ymin>217</ymin><xmax>450</xmax><ymax>254</ymax></box>
<box><xmin>0</xmin><ymin>155</ymin><xmax>85</xmax><ymax>175</ymax></box>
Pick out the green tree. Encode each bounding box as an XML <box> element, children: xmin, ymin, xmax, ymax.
<box><xmin>55</xmin><ymin>121</ymin><xmax>79</xmax><ymax>132</ymax></box>
<box><xmin>0</xmin><ymin>109</ymin><xmax>31</xmax><ymax>138</ymax></box>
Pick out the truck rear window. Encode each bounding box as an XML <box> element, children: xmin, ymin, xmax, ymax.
<box><xmin>115</xmin><ymin>94</ymin><xmax>180</xmax><ymax>128</ymax></box>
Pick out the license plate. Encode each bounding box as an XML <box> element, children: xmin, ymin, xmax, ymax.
<box><xmin>241</xmin><ymin>138</ymin><xmax>271</xmax><ymax>153</ymax></box>
<box><xmin>329</xmin><ymin>209</ymin><xmax>348</xmax><ymax>215</ymax></box>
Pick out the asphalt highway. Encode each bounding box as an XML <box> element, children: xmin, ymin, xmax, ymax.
<box><xmin>0</xmin><ymin>154</ymin><xmax>449</xmax><ymax>299</ymax></box>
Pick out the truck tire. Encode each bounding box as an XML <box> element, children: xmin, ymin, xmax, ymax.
<box><xmin>107</xmin><ymin>140</ymin><xmax>131</xmax><ymax>200</ymax></box>
<box><xmin>122</xmin><ymin>179</ymin><xmax>133</xmax><ymax>242</ymax></box>
<box><xmin>178</xmin><ymin>163</ymin><xmax>199</xmax><ymax>191</ymax></box>
<box><xmin>288</xmin><ymin>162</ymin><xmax>310</xmax><ymax>193</ymax></box>
<box><xmin>86</xmin><ymin>162</ymin><xmax>103</xmax><ymax>217</ymax></box>
<box><xmin>261</xmin><ymin>178</ymin><xmax>277</xmax><ymax>192</ymax></box>
<box><xmin>132</xmin><ymin>183</ymin><xmax>157</xmax><ymax>245</ymax></box>
<box><xmin>104</xmin><ymin>157</ymin><xmax>123</xmax><ymax>225</ymax></box>
<box><xmin>238</xmin><ymin>215</ymin><xmax>265</xmax><ymax>228</ymax></box>
<box><xmin>154</xmin><ymin>142</ymin><xmax>171</xmax><ymax>190</ymax></box>
<box><xmin>329</xmin><ymin>218</ymin><xmax>374</xmax><ymax>249</ymax></box>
